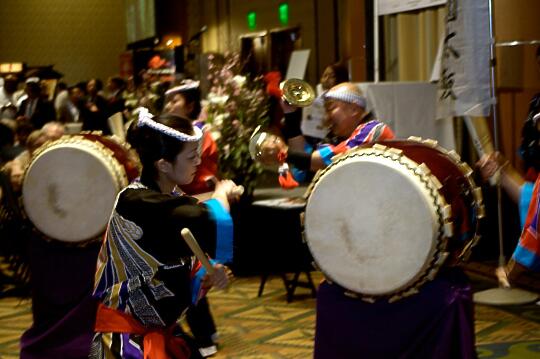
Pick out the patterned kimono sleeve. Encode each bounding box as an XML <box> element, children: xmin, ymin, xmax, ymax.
<box><xmin>513</xmin><ymin>176</ymin><xmax>540</xmax><ymax>271</ymax></box>
<box><xmin>317</xmin><ymin>120</ymin><xmax>395</xmax><ymax>166</ymax></box>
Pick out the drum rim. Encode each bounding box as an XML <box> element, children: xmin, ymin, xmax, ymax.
<box><xmin>304</xmin><ymin>142</ymin><xmax>452</xmax><ymax>303</ymax></box>
<box><xmin>385</xmin><ymin>137</ymin><xmax>485</xmax><ymax>262</ymax></box>
<box><xmin>22</xmin><ymin>135</ymin><xmax>129</xmax><ymax>243</ymax></box>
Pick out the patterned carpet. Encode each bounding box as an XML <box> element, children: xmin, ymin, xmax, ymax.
<box><xmin>0</xmin><ymin>270</ymin><xmax>539</xmax><ymax>358</ymax></box>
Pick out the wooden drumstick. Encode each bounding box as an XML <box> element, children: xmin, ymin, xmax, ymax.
<box><xmin>181</xmin><ymin>228</ymin><xmax>215</xmax><ymax>275</ymax></box>
<box><xmin>464</xmin><ymin>116</ymin><xmax>499</xmax><ymax>186</ymax></box>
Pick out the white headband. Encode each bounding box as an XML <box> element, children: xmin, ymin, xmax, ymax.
<box><xmin>136</xmin><ymin>107</ymin><xmax>202</xmax><ymax>142</ymax></box>
<box><xmin>324</xmin><ymin>86</ymin><xmax>366</xmax><ymax>109</ymax></box>
<box><xmin>25</xmin><ymin>77</ymin><xmax>40</xmax><ymax>84</ymax></box>
<box><xmin>165</xmin><ymin>80</ymin><xmax>200</xmax><ymax>96</ymax></box>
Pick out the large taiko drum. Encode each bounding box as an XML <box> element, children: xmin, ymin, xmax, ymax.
<box><xmin>303</xmin><ymin>138</ymin><xmax>484</xmax><ymax>302</ymax></box>
<box><xmin>22</xmin><ymin>133</ymin><xmax>140</xmax><ymax>244</ymax></box>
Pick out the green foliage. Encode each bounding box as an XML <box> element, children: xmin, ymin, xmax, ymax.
<box><xmin>203</xmin><ymin>53</ymin><xmax>270</xmax><ymax>195</ymax></box>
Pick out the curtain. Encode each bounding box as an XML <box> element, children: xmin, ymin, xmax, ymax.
<box><xmin>383</xmin><ymin>6</ymin><xmax>446</xmax><ymax>81</ymax></box>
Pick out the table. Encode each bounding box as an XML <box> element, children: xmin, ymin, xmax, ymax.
<box><xmin>233</xmin><ymin>186</ymin><xmax>316</xmax><ymax>302</ymax></box>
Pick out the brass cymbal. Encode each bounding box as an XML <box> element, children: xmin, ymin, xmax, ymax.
<box><xmin>280</xmin><ymin>78</ymin><xmax>316</xmax><ymax>107</ymax></box>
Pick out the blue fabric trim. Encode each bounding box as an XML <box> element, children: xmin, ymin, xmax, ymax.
<box><xmin>304</xmin><ymin>142</ymin><xmax>314</xmax><ymax>154</ymax></box>
<box><xmin>519</xmin><ymin>182</ymin><xmax>534</xmax><ymax>229</ymax></box>
<box><xmin>291</xmin><ymin>142</ymin><xmax>315</xmax><ymax>182</ymax></box>
<box><xmin>191</xmin><ymin>259</ymin><xmax>217</xmax><ymax>304</ymax></box>
<box><xmin>513</xmin><ymin>245</ymin><xmax>540</xmax><ymax>271</ymax></box>
<box><xmin>291</xmin><ymin>167</ymin><xmax>307</xmax><ymax>182</ymax></box>
<box><xmin>204</xmin><ymin>198</ymin><xmax>233</xmax><ymax>263</ymax></box>
<box><xmin>318</xmin><ymin>145</ymin><xmax>334</xmax><ymax>166</ymax></box>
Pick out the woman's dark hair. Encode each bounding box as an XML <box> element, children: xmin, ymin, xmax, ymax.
<box><xmin>90</xmin><ymin>78</ymin><xmax>103</xmax><ymax>92</ymax></box>
<box><xmin>127</xmin><ymin>113</ymin><xmax>194</xmax><ymax>183</ymax></box>
<box><xmin>183</xmin><ymin>88</ymin><xmax>202</xmax><ymax>119</ymax></box>
<box><xmin>169</xmin><ymin>87</ymin><xmax>201</xmax><ymax>120</ymax></box>
<box><xmin>329</xmin><ymin>63</ymin><xmax>350</xmax><ymax>85</ymax></box>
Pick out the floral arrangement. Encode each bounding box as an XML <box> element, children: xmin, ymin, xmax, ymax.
<box><xmin>203</xmin><ymin>52</ymin><xmax>270</xmax><ymax>196</ymax></box>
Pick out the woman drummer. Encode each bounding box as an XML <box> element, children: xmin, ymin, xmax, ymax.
<box><xmin>162</xmin><ymin>80</ymin><xmax>222</xmax><ymax>356</ymax></box>
<box><xmin>90</xmin><ymin>109</ymin><xmax>238</xmax><ymax>358</ymax></box>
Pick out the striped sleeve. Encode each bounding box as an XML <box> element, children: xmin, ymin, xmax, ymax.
<box><xmin>317</xmin><ymin>120</ymin><xmax>395</xmax><ymax>165</ymax></box>
<box><xmin>513</xmin><ymin>177</ymin><xmax>540</xmax><ymax>271</ymax></box>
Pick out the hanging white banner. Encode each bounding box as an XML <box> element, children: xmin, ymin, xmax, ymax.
<box><xmin>378</xmin><ymin>0</ymin><xmax>447</xmax><ymax>15</ymax></box>
<box><xmin>438</xmin><ymin>0</ymin><xmax>492</xmax><ymax>117</ymax></box>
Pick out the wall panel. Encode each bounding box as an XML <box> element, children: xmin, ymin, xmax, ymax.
<box><xmin>0</xmin><ymin>0</ymin><xmax>126</xmax><ymax>84</ymax></box>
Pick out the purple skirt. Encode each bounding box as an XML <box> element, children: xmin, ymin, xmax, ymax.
<box><xmin>314</xmin><ymin>268</ymin><xmax>476</xmax><ymax>359</ymax></box>
<box><xmin>20</xmin><ymin>237</ymin><xmax>100</xmax><ymax>359</ymax></box>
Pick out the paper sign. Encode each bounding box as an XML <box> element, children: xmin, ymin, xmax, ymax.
<box><xmin>378</xmin><ymin>0</ymin><xmax>446</xmax><ymax>15</ymax></box>
<box><xmin>301</xmin><ymin>97</ymin><xmax>328</xmax><ymax>139</ymax></box>
<box><xmin>285</xmin><ymin>49</ymin><xmax>310</xmax><ymax>80</ymax></box>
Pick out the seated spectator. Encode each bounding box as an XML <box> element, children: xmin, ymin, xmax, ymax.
<box><xmin>17</xmin><ymin>78</ymin><xmax>56</xmax><ymax>129</ymax></box>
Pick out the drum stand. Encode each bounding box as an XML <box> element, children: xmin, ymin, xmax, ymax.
<box><xmin>473</xmin><ymin>187</ymin><xmax>538</xmax><ymax>305</ymax></box>
<box><xmin>473</xmin><ymin>0</ymin><xmax>538</xmax><ymax>306</ymax></box>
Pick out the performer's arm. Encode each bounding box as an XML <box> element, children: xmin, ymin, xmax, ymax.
<box><xmin>286</xmin><ymin>149</ymin><xmax>325</xmax><ymax>171</ymax></box>
<box><xmin>478</xmin><ymin>152</ymin><xmax>525</xmax><ymax>204</ymax></box>
<box><xmin>496</xmin><ymin>176</ymin><xmax>540</xmax><ymax>286</ymax></box>
<box><xmin>499</xmin><ymin>162</ymin><xmax>525</xmax><ymax>204</ymax></box>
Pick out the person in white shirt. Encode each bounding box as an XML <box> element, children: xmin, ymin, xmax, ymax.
<box><xmin>0</xmin><ymin>75</ymin><xmax>19</xmax><ymax>120</ymax></box>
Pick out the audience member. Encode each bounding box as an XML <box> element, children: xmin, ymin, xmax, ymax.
<box><xmin>0</xmin><ymin>74</ymin><xmax>20</xmax><ymax>120</ymax></box>
<box><xmin>105</xmin><ymin>76</ymin><xmax>126</xmax><ymax>117</ymax></box>
<box><xmin>17</xmin><ymin>78</ymin><xmax>56</xmax><ymax>129</ymax></box>
<box><xmin>84</xmin><ymin>79</ymin><xmax>110</xmax><ymax>134</ymax></box>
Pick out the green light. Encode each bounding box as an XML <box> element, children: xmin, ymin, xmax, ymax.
<box><xmin>247</xmin><ymin>11</ymin><xmax>256</xmax><ymax>30</ymax></box>
<box><xmin>279</xmin><ymin>3</ymin><xmax>289</xmax><ymax>25</ymax></box>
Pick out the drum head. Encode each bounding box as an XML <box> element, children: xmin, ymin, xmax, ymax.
<box><xmin>23</xmin><ymin>142</ymin><xmax>123</xmax><ymax>243</ymax></box>
<box><xmin>305</xmin><ymin>153</ymin><xmax>442</xmax><ymax>297</ymax></box>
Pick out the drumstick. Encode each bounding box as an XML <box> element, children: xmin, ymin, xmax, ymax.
<box><xmin>464</xmin><ymin>116</ymin><xmax>499</xmax><ymax>186</ymax></box>
<box><xmin>181</xmin><ymin>228</ymin><xmax>215</xmax><ymax>275</ymax></box>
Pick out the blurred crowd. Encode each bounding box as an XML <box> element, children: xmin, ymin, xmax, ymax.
<box><xmin>0</xmin><ymin>70</ymin><xmax>190</xmax><ymax>295</ymax></box>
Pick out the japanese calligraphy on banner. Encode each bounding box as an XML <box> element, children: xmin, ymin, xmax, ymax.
<box><xmin>378</xmin><ymin>0</ymin><xmax>446</xmax><ymax>15</ymax></box>
<box><xmin>438</xmin><ymin>0</ymin><xmax>492</xmax><ymax>117</ymax></box>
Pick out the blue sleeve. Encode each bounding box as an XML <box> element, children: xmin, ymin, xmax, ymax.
<box><xmin>290</xmin><ymin>142</ymin><xmax>314</xmax><ymax>182</ymax></box>
<box><xmin>191</xmin><ymin>258</ymin><xmax>217</xmax><ymax>304</ymax></box>
<box><xmin>317</xmin><ymin>145</ymin><xmax>335</xmax><ymax>166</ymax></box>
<box><xmin>519</xmin><ymin>182</ymin><xmax>534</xmax><ymax>229</ymax></box>
<box><xmin>203</xmin><ymin>198</ymin><xmax>233</xmax><ymax>263</ymax></box>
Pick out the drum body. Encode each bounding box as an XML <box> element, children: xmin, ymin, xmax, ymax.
<box><xmin>22</xmin><ymin>133</ymin><xmax>139</xmax><ymax>244</ymax></box>
<box><xmin>304</xmin><ymin>139</ymin><xmax>484</xmax><ymax>302</ymax></box>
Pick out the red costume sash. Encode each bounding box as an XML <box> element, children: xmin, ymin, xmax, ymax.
<box><xmin>95</xmin><ymin>303</ymin><xmax>191</xmax><ymax>359</ymax></box>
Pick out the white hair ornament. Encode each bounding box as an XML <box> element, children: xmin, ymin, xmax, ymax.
<box><xmin>165</xmin><ymin>80</ymin><xmax>200</xmax><ymax>97</ymax></box>
<box><xmin>136</xmin><ymin>107</ymin><xmax>202</xmax><ymax>142</ymax></box>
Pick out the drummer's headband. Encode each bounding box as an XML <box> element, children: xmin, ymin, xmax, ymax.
<box><xmin>165</xmin><ymin>80</ymin><xmax>200</xmax><ymax>97</ymax></box>
<box><xmin>137</xmin><ymin>107</ymin><xmax>202</xmax><ymax>142</ymax></box>
<box><xmin>324</xmin><ymin>85</ymin><xmax>366</xmax><ymax>109</ymax></box>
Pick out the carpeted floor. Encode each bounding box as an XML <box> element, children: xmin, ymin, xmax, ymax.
<box><xmin>0</xmin><ymin>270</ymin><xmax>539</xmax><ymax>358</ymax></box>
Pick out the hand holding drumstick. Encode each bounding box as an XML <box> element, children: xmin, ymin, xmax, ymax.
<box><xmin>181</xmin><ymin>228</ymin><xmax>232</xmax><ymax>290</ymax></box>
